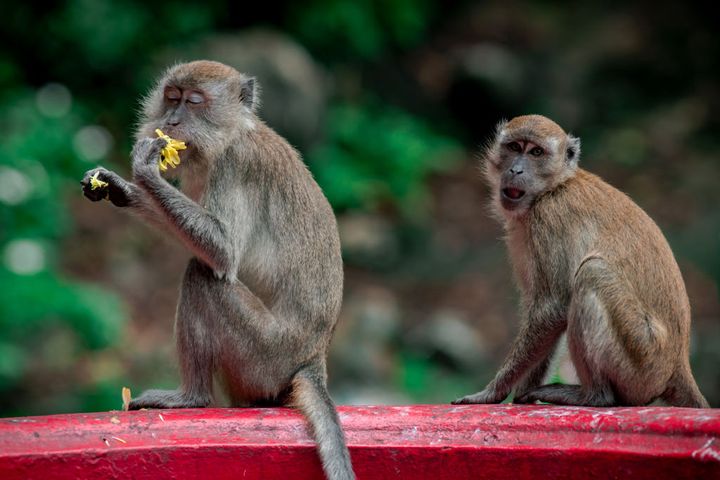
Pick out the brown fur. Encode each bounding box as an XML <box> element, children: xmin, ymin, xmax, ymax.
<box><xmin>453</xmin><ymin>114</ymin><xmax>708</xmax><ymax>408</ymax></box>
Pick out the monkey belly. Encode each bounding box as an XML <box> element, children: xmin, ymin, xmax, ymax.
<box><xmin>178</xmin><ymin>258</ymin><xmax>327</xmax><ymax>405</ymax></box>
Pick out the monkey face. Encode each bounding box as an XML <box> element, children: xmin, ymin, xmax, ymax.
<box><xmin>156</xmin><ymin>86</ymin><xmax>205</xmax><ymax>142</ymax></box>
<box><xmin>486</xmin><ymin>115</ymin><xmax>581</xmax><ymax>216</ymax></box>
<box><xmin>488</xmin><ymin>137</ymin><xmax>553</xmax><ymax>213</ymax></box>
<box><xmin>136</xmin><ymin>61</ymin><xmax>258</xmax><ymax>162</ymax></box>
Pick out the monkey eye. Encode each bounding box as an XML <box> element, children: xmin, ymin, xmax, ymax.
<box><xmin>529</xmin><ymin>147</ymin><xmax>544</xmax><ymax>157</ymax></box>
<box><xmin>507</xmin><ymin>142</ymin><xmax>522</xmax><ymax>153</ymax></box>
<box><xmin>187</xmin><ymin>91</ymin><xmax>205</xmax><ymax>105</ymax></box>
<box><xmin>164</xmin><ymin>87</ymin><xmax>181</xmax><ymax>102</ymax></box>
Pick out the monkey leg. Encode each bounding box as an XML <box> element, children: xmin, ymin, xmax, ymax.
<box><xmin>291</xmin><ymin>363</ymin><xmax>355</xmax><ymax>480</ymax></box>
<box><xmin>511</xmin><ymin>349</ymin><xmax>554</xmax><ymax>401</ymax></box>
<box><xmin>129</xmin><ymin>261</ymin><xmax>217</xmax><ymax>410</ymax></box>
<box><xmin>523</xmin><ymin>257</ymin><xmax>672</xmax><ymax>407</ymax></box>
<box><xmin>203</xmin><ymin>265</ymin><xmax>354</xmax><ymax>477</ymax></box>
<box><xmin>128</xmin><ymin>316</ymin><xmax>214</xmax><ymax>409</ymax></box>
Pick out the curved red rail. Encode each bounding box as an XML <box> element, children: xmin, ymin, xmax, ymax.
<box><xmin>1</xmin><ymin>405</ymin><xmax>719</xmax><ymax>479</ymax></box>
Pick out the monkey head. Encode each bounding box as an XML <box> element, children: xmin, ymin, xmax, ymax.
<box><xmin>485</xmin><ymin>115</ymin><xmax>581</xmax><ymax>216</ymax></box>
<box><xmin>136</xmin><ymin>60</ymin><xmax>259</xmax><ymax>162</ymax></box>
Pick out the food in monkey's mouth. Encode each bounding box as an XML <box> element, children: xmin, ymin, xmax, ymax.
<box><xmin>502</xmin><ymin>187</ymin><xmax>526</xmax><ymax>200</ymax></box>
<box><xmin>155</xmin><ymin>128</ymin><xmax>187</xmax><ymax>172</ymax></box>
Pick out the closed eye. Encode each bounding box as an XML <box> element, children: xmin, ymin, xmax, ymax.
<box><xmin>164</xmin><ymin>87</ymin><xmax>181</xmax><ymax>102</ymax></box>
<box><xmin>187</xmin><ymin>92</ymin><xmax>205</xmax><ymax>105</ymax></box>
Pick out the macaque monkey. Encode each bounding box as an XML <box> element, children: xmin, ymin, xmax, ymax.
<box><xmin>453</xmin><ymin>115</ymin><xmax>708</xmax><ymax>408</ymax></box>
<box><xmin>81</xmin><ymin>61</ymin><xmax>355</xmax><ymax>479</ymax></box>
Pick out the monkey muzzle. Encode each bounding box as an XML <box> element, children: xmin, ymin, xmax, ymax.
<box><xmin>500</xmin><ymin>184</ymin><xmax>528</xmax><ymax>211</ymax></box>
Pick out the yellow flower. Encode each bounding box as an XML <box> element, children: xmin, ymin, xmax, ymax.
<box><xmin>90</xmin><ymin>171</ymin><xmax>109</xmax><ymax>190</ymax></box>
<box><xmin>155</xmin><ymin>129</ymin><xmax>187</xmax><ymax>172</ymax></box>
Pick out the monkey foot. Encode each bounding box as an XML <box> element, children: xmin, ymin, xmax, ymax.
<box><xmin>128</xmin><ymin>389</ymin><xmax>212</xmax><ymax>410</ymax></box>
<box><xmin>451</xmin><ymin>389</ymin><xmax>506</xmax><ymax>405</ymax></box>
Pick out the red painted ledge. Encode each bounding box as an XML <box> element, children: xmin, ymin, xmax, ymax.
<box><xmin>1</xmin><ymin>405</ymin><xmax>719</xmax><ymax>479</ymax></box>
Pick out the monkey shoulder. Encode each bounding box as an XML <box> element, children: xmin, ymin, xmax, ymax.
<box><xmin>535</xmin><ymin>170</ymin><xmax>641</xmax><ymax>229</ymax></box>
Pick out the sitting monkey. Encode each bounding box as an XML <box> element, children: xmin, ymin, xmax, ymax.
<box><xmin>82</xmin><ymin>61</ymin><xmax>355</xmax><ymax>479</ymax></box>
<box><xmin>454</xmin><ymin>115</ymin><xmax>708</xmax><ymax>408</ymax></box>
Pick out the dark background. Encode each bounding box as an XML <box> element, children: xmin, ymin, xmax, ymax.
<box><xmin>0</xmin><ymin>0</ymin><xmax>718</xmax><ymax>415</ymax></box>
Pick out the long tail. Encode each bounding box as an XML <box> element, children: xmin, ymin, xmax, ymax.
<box><xmin>291</xmin><ymin>363</ymin><xmax>355</xmax><ymax>480</ymax></box>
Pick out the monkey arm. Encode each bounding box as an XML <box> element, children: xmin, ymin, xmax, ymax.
<box><xmin>133</xmin><ymin>171</ymin><xmax>236</xmax><ymax>278</ymax></box>
<box><xmin>127</xmin><ymin>138</ymin><xmax>236</xmax><ymax>278</ymax></box>
<box><xmin>489</xmin><ymin>301</ymin><xmax>566</xmax><ymax>396</ymax></box>
<box><xmin>453</xmin><ymin>300</ymin><xmax>565</xmax><ymax>404</ymax></box>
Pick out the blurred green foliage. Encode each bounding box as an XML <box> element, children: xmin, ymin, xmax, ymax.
<box><xmin>309</xmin><ymin>101</ymin><xmax>461</xmax><ymax>218</ymax></box>
<box><xmin>290</xmin><ymin>0</ymin><xmax>434</xmax><ymax>60</ymax></box>
<box><xmin>0</xmin><ymin>86</ymin><xmax>126</xmax><ymax>414</ymax></box>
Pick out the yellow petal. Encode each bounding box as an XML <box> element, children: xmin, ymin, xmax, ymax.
<box><xmin>155</xmin><ymin>130</ymin><xmax>184</xmax><ymax>171</ymax></box>
<box><xmin>90</xmin><ymin>171</ymin><xmax>109</xmax><ymax>190</ymax></box>
<box><xmin>122</xmin><ymin>387</ymin><xmax>132</xmax><ymax>411</ymax></box>
<box><xmin>169</xmin><ymin>150</ymin><xmax>180</xmax><ymax>166</ymax></box>
<box><xmin>169</xmin><ymin>139</ymin><xmax>186</xmax><ymax>150</ymax></box>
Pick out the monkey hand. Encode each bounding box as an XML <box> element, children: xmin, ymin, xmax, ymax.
<box><xmin>131</xmin><ymin>137</ymin><xmax>167</xmax><ymax>179</ymax></box>
<box><xmin>451</xmin><ymin>386</ymin><xmax>508</xmax><ymax>405</ymax></box>
<box><xmin>81</xmin><ymin>167</ymin><xmax>131</xmax><ymax>207</ymax></box>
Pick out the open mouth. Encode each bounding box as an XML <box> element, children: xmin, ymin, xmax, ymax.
<box><xmin>502</xmin><ymin>187</ymin><xmax>526</xmax><ymax>201</ymax></box>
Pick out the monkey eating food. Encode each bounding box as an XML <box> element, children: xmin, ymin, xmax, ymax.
<box><xmin>453</xmin><ymin>114</ymin><xmax>708</xmax><ymax>408</ymax></box>
<box><xmin>81</xmin><ymin>61</ymin><xmax>355</xmax><ymax>479</ymax></box>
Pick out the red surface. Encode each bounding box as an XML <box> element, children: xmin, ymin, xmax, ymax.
<box><xmin>1</xmin><ymin>404</ymin><xmax>719</xmax><ymax>479</ymax></box>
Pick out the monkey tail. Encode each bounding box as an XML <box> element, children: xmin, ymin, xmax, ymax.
<box><xmin>291</xmin><ymin>362</ymin><xmax>355</xmax><ymax>480</ymax></box>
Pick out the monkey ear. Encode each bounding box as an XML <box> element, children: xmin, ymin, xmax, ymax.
<box><xmin>240</xmin><ymin>77</ymin><xmax>259</xmax><ymax>111</ymax></box>
<box><xmin>566</xmin><ymin>134</ymin><xmax>581</xmax><ymax>166</ymax></box>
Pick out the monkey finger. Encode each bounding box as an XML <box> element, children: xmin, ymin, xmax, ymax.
<box><xmin>81</xmin><ymin>168</ymin><xmax>103</xmax><ymax>185</ymax></box>
<box><xmin>131</xmin><ymin>137</ymin><xmax>167</xmax><ymax>172</ymax></box>
<box><xmin>153</xmin><ymin>136</ymin><xmax>168</xmax><ymax>149</ymax></box>
<box><xmin>147</xmin><ymin>136</ymin><xmax>168</xmax><ymax>158</ymax></box>
<box><xmin>82</xmin><ymin>183</ymin><xmax>108</xmax><ymax>202</ymax></box>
